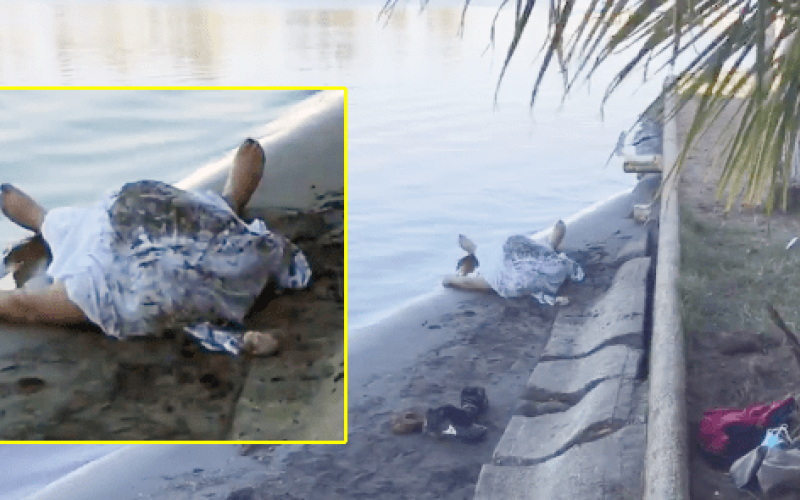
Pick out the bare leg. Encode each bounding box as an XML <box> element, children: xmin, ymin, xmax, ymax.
<box><xmin>0</xmin><ymin>282</ymin><xmax>86</xmax><ymax>325</ymax></box>
<box><xmin>223</xmin><ymin>138</ymin><xmax>266</xmax><ymax>216</ymax></box>
<box><xmin>1</xmin><ymin>184</ymin><xmax>47</xmax><ymax>233</ymax></box>
<box><xmin>442</xmin><ymin>274</ymin><xmax>494</xmax><ymax>293</ymax></box>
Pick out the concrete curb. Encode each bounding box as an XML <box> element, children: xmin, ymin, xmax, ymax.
<box><xmin>473</xmin><ymin>254</ymin><xmax>652</xmax><ymax>498</ymax></box>
<box><xmin>643</xmin><ymin>84</ymin><xmax>690</xmax><ymax>500</ymax></box>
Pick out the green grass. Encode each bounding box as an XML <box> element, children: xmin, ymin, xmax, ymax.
<box><xmin>680</xmin><ymin>206</ymin><xmax>800</xmax><ymax>335</ymax></box>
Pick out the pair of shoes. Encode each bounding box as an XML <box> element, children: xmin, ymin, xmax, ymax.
<box><xmin>461</xmin><ymin>386</ymin><xmax>489</xmax><ymax>420</ymax></box>
<box><xmin>425</xmin><ymin>404</ymin><xmax>488</xmax><ymax>443</ymax></box>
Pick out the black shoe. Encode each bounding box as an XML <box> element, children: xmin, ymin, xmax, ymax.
<box><xmin>461</xmin><ymin>386</ymin><xmax>489</xmax><ymax>419</ymax></box>
<box><xmin>425</xmin><ymin>405</ymin><xmax>488</xmax><ymax>443</ymax></box>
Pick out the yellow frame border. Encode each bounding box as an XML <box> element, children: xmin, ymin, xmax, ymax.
<box><xmin>0</xmin><ymin>85</ymin><xmax>348</xmax><ymax>446</ymax></box>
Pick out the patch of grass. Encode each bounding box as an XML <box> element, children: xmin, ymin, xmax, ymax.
<box><xmin>680</xmin><ymin>206</ymin><xmax>800</xmax><ymax>335</ymax></box>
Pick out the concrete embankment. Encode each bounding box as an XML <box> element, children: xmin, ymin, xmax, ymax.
<box><xmin>0</xmin><ymin>90</ymin><xmax>344</xmax><ymax>442</ymax></box>
<box><xmin>473</xmin><ymin>94</ymin><xmax>689</xmax><ymax>500</ymax></box>
<box><xmin>473</xmin><ymin>178</ymin><xmax>657</xmax><ymax>499</ymax></box>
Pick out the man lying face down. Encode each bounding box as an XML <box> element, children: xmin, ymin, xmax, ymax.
<box><xmin>0</xmin><ymin>138</ymin><xmax>310</xmax><ymax>356</ymax></box>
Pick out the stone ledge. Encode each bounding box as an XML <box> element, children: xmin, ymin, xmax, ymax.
<box><xmin>475</xmin><ymin>423</ymin><xmax>645</xmax><ymax>500</ymax></box>
<box><xmin>542</xmin><ymin>257</ymin><xmax>651</xmax><ymax>360</ymax></box>
<box><xmin>613</xmin><ymin>232</ymin><xmax>649</xmax><ymax>266</ymax></box>
<box><xmin>523</xmin><ymin>344</ymin><xmax>642</xmax><ymax>404</ymax></box>
<box><xmin>493</xmin><ymin>377</ymin><xmax>636</xmax><ymax>466</ymax></box>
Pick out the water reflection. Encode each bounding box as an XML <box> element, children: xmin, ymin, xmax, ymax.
<box><xmin>0</xmin><ymin>1</ymin><xmax>479</xmax><ymax>84</ymax></box>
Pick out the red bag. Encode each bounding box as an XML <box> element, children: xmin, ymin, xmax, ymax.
<box><xmin>698</xmin><ymin>397</ymin><xmax>796</xmax><ymax>461</ymax></box>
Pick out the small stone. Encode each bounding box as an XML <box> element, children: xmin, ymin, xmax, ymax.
<box><xmin>243</xmin><ymin>330</ymin><xmax>281</xmax><ymax>357</ymax></box>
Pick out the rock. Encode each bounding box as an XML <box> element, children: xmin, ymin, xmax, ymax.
<box><xmin>16</xmin><ymin>377</ymin><xmax>46</xmax><ymax>395</ymax></box>
<box><xmin>475</xmin><ymin>424</ymin><xmax>646</xmax><ymax>500</ymax></box>
<box><xmin>243</xmin><ymin>330</ymin><xmax>282</xmax><ymax>357</ymax></box>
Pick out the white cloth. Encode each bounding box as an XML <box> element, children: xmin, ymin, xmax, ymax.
<box><xmin>41</xmin><ymin>191</ymin><xmax>116</xmax><ymax>332</ymax></box>
<box><xmin>480</xmin><ymin>234</ymin><xmax>584</xmax><ymax>304</ymax></box>
<box><xmin>40</xmin><ymin>187</ymin><xmax>310</xmax><ymax>351</ymax></box>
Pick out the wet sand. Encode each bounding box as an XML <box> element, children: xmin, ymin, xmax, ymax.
<box><xmin>27</xmin><ymin>445</ymin><xmax>264</xmax><ymax>500</ymax></box>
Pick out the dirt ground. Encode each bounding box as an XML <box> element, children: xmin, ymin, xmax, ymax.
<box><xmin>678</xmin><ymin>99</ymin><xmax>800</xmax><ymax>499</ymax></box>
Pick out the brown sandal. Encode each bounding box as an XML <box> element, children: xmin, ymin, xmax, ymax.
<box><xmin>391</xmin><ymin>410</ymin><xmax>425</xmax><ymax>435</ymax></box>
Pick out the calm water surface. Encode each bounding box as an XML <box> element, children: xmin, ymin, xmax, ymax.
<box><xmin>0</xmin><ymin>0</ymin><xmax>663</xmax><ymax>329</ymax></box>
<box><xmin>0</xmin><ymin>1</ymin><xmax>662</xmax><ymax>497</ymax></box>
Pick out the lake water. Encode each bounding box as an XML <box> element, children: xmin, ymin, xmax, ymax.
<box><xmin>0</xmin><ymin>0</ymin><xmax>662</xmax><ymax>497</ymax></box>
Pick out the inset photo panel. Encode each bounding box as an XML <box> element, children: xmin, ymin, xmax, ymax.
<box><xmin>0</xmin><ymin>87</ymin><xmax>346</xmax><ymax>444</ymax></box>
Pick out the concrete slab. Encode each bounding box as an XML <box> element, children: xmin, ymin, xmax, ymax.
<box><xmin>523</xmin><ymin>345</ymin><xmax>642</xmax><ymax>403</ymax></box>
<box><xmin>493</xmin><ymin>377</ymin><xmax>636</xmax><ymax>466</ymax></box>
<box><xmin>475</xmin><ymin>424</ymin><xmax>646</xmax><ymax>500</ymax></box>
<box><xmin>542</xmin><ymin>257</ymin><xmax>650</xmax><ymax>360</ymax></box>
<box><xmin>614</xmin><ymin>232</ymin><xmax>649</xmax><ymax>266</ymax></box>
<box><xmin>0</xmin><ymin>91</ymin><xmax>345</xmax><ymax>441</ymax></box>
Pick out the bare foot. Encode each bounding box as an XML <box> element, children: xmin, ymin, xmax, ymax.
<box><xmin>243</xmin><ymin>329</ymin><xmax>283</xmax><ymax>356</ymax></box>
<box><xmin>550</xmin><ymin>220</ymin><xmax>566</xmax><ymax>251</ymax></box>
<box><xmin>224</xmin><ymin>138</ymin><xmax>266</xmax><ymax>215</ymax></box>
<box><xmin>1</xmin><ymin>184</ymin><xmax>46</xmax><ymax>233</ymax></box>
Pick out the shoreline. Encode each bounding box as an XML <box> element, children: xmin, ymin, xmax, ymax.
<box><xmin>349</xmin><ymin>179</ymin><xmax>650</xmax><ymax>381</ymax></box>
<box><xmin>348</xmin><ymin>187</ymin><xmax>638</xmax><ymax>335</ymax></box>
<box><xmin>238</xmin><ymin>175</ymin><xmax>659</xmax><ymax>499</ymax></box>
<box><xmin>26</xmin><ymin>445</ymin><xmax>264</xmax><ymax>500</ymax></box>
<box><xmin>22</xmin><ymin>176</ymin><xmax>658</xmax><ymax>500</ymax></box>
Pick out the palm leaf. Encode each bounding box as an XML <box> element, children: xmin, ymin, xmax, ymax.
<box><xmin>381</xmin><ymin>0</ymin><xmax>800</xmax><ymax>213</ymax></box>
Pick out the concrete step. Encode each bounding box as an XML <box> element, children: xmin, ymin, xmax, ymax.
<box><xmin>474</xmin><ymin>256</ymin><xmax>651</xmax><ymax>499</ymax></box>
<box><xmin>523</xmin><ymin>344</ymin><xmax>641</xmax><ymax>404</ymax></box>
<box><xmin>541</xmin><ymin>257</ymin><xmax>650</xmax><ymax>361</ymax></box>
<box><xmin>493</xmin><ymin>376</ymin><xmax>636</xmax><ymax>466</ymax></box>
<box><xmin>475</xmin><ymin>423</ymin><xmax>645</xmax><ymax>500</ymax></box>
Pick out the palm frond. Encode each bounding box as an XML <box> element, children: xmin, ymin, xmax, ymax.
<box><xmin>381</xmin><ymin>0</ymin><xmax>800</xmax><ymax>213</ymax></box>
